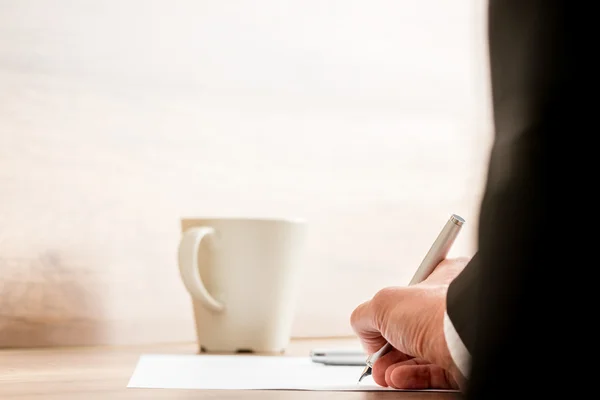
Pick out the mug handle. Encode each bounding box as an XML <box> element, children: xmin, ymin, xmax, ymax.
<box><xmin>177</xmin><ymin>226</ymin><xmax>225</xmax><ymax>312</ymax></box>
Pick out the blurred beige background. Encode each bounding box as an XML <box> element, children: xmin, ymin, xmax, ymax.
<box><xmin>0</xmin><ymin>0</ymin><xmax>493</xmax><ymax>347</ymax></box>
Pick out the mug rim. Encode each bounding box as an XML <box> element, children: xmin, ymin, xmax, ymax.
<box><xmin>180</xmin><ymin>216</ymin><xmax>306</xmax><ymax>224</ymax></box>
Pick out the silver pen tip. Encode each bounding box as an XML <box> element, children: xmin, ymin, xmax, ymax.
<box><xmin>357</xmin><ymin>365</ymin><xmax>371</xmax><ymax>383</ymax></box>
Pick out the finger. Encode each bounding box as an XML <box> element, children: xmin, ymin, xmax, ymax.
<box><xmin>385</xmin><ymin>359</ymin><xmax>457</xmax><ymax>390</ymax></box>
<box><xmin>371</xmin><ymin>350</ymin><xmax>412</xmax><ymax>387</ymax></box>
<box><xmin>350</xmin><ymin>300</ymin><xmax>387</xmax><ymax>353</ymax></box>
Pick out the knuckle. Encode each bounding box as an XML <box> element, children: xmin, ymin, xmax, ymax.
<box><xmin>349</xmin><ymin>306</ymin><xmax>360</xmax><ymax>325</ymax></box>
<box><xmin>350</xmin><ymin>302</ymin><xmax>367</xmax><ymax>327</ymax></box>
<box><xmin>372</xmin><ymin>286</ymin><xmax>398</xmax><ymax>306</ymax></box>
<box><xmin>371</xmin><ymin>287</ymin><xmax>400</xmax><ymax>322</ymax></box>
<box><xmin>351</xmin><ymin>287</ymin><xmax>401</xmax><ymax>332</ymax></box>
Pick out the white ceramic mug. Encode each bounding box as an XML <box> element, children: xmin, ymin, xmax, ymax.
<box><xmin>178</xmin><ymin>217</ymin><xmax>306</xmax><ymax>354</ymax></box>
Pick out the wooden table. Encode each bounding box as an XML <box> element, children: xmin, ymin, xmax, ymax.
<box><xmin>0</xmin><ymin>338</ymin><xmax>462</xmax><ymax>399</ymax></box>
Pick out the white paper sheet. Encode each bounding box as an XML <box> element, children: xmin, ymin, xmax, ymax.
<box><xmin>127</xmin><ymin>354</ymin><xmax>457</xmax><ymax>392</ymax></box>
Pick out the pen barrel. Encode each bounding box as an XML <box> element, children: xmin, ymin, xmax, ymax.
<box><xmin>408</xmin><ymin>214</ymin><xmax>464</xmax><ymax>286</ymax></box>
<box><xmin>365</xmin><ymin>342</ymin><xmax>392</xmax><ymax>367</ymax></box>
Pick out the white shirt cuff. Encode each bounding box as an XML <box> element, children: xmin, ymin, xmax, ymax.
<box><xmin>443</xmin><ymin>311</ymin><xmax>471</xmax><ymax>378</ymax></box>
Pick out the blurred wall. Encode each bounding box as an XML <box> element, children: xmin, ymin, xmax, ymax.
<box><xmin>0</xmin><ymin>0</ymin><xmax>493</xmax><ymax>347</ymax></box>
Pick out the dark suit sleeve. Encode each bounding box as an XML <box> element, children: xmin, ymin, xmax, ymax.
<box><xmin>444</xmin><ymin>0</ymin><xmax>561</xmax><ymax>388</ymax></box>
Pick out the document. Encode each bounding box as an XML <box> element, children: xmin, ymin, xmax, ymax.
<box><xmin>127</xmin><ymin>354</ymin><xmax>457</xmax><ymax>392</ymax></box>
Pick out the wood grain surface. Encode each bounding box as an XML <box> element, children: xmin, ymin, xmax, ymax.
<box><xmin>0</xmin><ymin>338</ymin><xmax>463</xmax><ymax>399</ymax></box>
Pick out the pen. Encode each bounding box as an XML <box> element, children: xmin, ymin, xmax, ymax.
<box><xmin>310</xmin><ymin>348</ymin><xmax>367</xmax><ymax>366</ymax></box>
<box><xmin>357</xmin><ymin>213</ymin><xmax>465</xmax><ymax>383</ymax></box>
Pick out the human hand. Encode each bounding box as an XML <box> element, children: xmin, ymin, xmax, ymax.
<box><xmin>350</xmin><ymin>257</ymin><xmax>469</xmax><ymax>390</ymax></box>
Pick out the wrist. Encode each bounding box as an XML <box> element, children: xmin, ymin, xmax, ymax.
<box><xmin>426</xmin><ymin>296</ymin><xmax>468</xmax><ymax>390</ymax></box>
